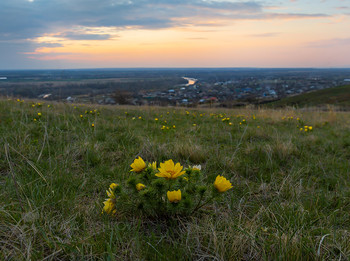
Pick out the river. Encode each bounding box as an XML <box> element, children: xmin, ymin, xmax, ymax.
<box><xmin>182</xmin><ymin>77</ymin><xmax>197</xmax><ymax>86</ymax></box>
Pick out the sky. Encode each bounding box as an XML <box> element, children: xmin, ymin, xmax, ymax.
<box><xmin>0</xmin><ymin>0</ymin><xmax>350</xmax><ymax>69</ymax></box>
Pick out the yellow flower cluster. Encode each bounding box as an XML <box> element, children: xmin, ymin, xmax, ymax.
<box><xmin>103</xmin><ymin>156</ymin><xmax>233</xmax><ymax>215</ymax></box>
<box><xmin>300</xmin><ymin>125</ymin><xmax>313</xmax><ymax>132</ymax></box>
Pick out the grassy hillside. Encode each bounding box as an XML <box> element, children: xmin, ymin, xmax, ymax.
<box><xmin>269</xmin><ymin>85</ymin><xmax>350</xmax><ymax>108</ymax></box>
<box><xmin>1</xmin><ymin>99</ymin><xmax>350</xmax><ymax>260</ymax></box>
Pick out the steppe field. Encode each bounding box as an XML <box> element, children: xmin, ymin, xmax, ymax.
<box><xmin>1</xmin><ymin>99</ymin><xmax>349</xmax><ymax>260</ymax></box>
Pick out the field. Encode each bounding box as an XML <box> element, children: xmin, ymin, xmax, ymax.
<box><xmin>1</xmin><ymin>99</ymin><xmax>350</xmax><ymax>260</ymax></box>
<box><xmin>270</xmin><ymin>85</ymin><xmax>350</xmax><ymax>109</ymax></box>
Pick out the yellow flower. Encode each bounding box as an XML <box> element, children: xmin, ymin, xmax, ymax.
<box><xmin>167</xmin><ymin>190</ymin><xmax>181</xmax><ymax>203</ymax></box>
<box><xmin>148</xmin><ymin>161</ymin><xmax>157</xmax><ymax>170</ymax></box>
<box><xmin>155</xmin><ymin>118</ymin><xmax>158</xmax><ymax>121</ymax></box>
<box><xmin>91</xmin><ymin>123</ymin><xmax>95</xmax><ymax>127</ymax></box>
<box><xmin>156</xmin><ymin>160</ymin><xmax>185</xmax><ymax>179</ymax></box>
<box><xmin>214</xmin><ymin>175</ymin><xmax>233</xmax><ymax>193</ymax></box>
<box><xmin>130</xmin><ymin>156</ymin><xmax>146</xmax><ymax>172</ymax></box>
<box><xmin>109</xmin><ymin>183</ymin><xmax>118</xmax><ymax>190</ymax></box>
<box><xmin>136</xmin><ymin>183</ymin><xmax>146</xmax><ymax>191</ymax></box>
<box><xmin>309</xmin><ymin>126</ymin><xmax>312</xmax><ymax>130</ymax></box>
<box><xmin>38</xmin><ymin>112</ymin><xmax>41</xmax><ymax>116</ymax></box>
<box><xmin>102</xmin><ymin>198</ymin><xmax>116</xmax><ymax>214</ymax></box>
<box><xmin>106</xmin><ymin>188</ymin><xmax>116</xmax><ymax>199</ymax></box>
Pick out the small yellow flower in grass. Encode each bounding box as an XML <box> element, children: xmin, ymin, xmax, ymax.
<box><xmin>229</xmin><ymin>122</ymin><xmax>232</xmax><ymax>126</ymax></box>
<box><xmin>214</xmin><ymin>175</ymin><xmax>233</xmax><ymax>193</ymax></box>
<box><xmin>300</xmin><ymin>128</ymin><xmax>303</xmax><ymax>131</ymax></box>
<box><xmin>148</xmin><ymin>161</ymin><xmax>157</xmax><ymax>170</ymax></box>
<box><xmin>109</xmin><ymin>183</ymin><xmax>118</xmax><ymax>190</ymax></box>
<box><xmin>136</xmin><ymin>183</ymin><xmax>146</xmax><ymax>191</ymax></box>
<box><xmin>193</xmin><ymin>124</ymin><xmax>196</xmax><ymax>127</ymax></box>
<box><xmin>106</xmin><ymin>183</ymin><xmax>118</xmax><ymax>201</ymax></box>
<box><xmin>297</xmin><ymin>118</ymin><xmax>300</xmax><ymax>121</ymax></box>
<box><xmin>32</xmin><ymin>104</ymin><xmax>35</xmax><ymax>107</ymax></box>
<box><xmin>37</xmin><ymin>112</ymin><xmax>41</xmax><ymax>116</ymax></box>
<box><xmin>80</xmin><ymin>114</ymin><xmax>83</xmax><ymax>118</ymax></box>
<box><xmin>257</xmin><ymin>126</ymin><xmax>260</xmax><ymax>128</ymax></box>
<box><xmin>309</xmin><ymin>126</ymin><xmax>312</xmax><ymax>130</ymax></box>
<box><xmin>156</xmin><ymin>159</ymin><xmax>185</xmax><ymax>179</ymax></box>
<box><xmin>155</xmin><ymin>118</ymin><xmax>158</xmax><ymax>121</ymax></box>
<box><xmin>91</xmin><ymin>123</ymin><xmax>95</xmax><ymax>127</ymax></box>
<box><xmin>102</xmin><ymin>198</ymin><xmax>116</xmax><ymax>214</ymax></box>
<box><xmin>130</xmin><ymin>156</ymin><xmax>146</xmax><ymax>172</ymax></box>
<box><xmin>167</xmin><ymin>190</ymin><xmax>181</xmax><ymax>203</ymax></box>
<box><xmin>33</xmin><ymin>118</ymin><xmax>37</xmax><ymax>122</ymax></box>
<box><xmin>48</xmin><ymin>105</ymin><xmax>51</xmax><ymax>108</ymax></box>
<box><xmin>138</xmin><ymin>116</ymin><xmax>142</xmax><ymax>119</ymax></box>
<box><xmin>173</xmin><ymin>125</ymin><xmax>176</xmax><ymax>129</ymax></box>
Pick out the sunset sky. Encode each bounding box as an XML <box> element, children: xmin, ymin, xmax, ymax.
<box><xmin>1</xmin><ymin>0</ymin><xmax>350</xmax><ymax>69</ymax></box>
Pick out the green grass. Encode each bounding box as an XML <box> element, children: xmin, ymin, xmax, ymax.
<box><xmin>269</xmin><ymin>85</ymin><xmax>350</xmax><ymax>108</ymax></box>
<box><xmin>1</xmin><ymin>99</ymin><xmax>350</xmax><ymax>260</ymax></box>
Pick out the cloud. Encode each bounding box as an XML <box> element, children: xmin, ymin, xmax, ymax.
<box><xmin>306</xmin><ymin>37</ymin><xmax>350</xmax><ymax>48</ymax></box>
<box><xmin>0</xmin><ymin>0</ymin><xmax>330</xmax><ymax>42</ymax></box>
<box><xmin>248</xmin><ymin>32</ymin><xmax>281</xmax><ymax>37</ymax></box>
<box><xmin>335</xmin><ymin>6</ymin><xmax>350</xmax><ymax>10</ymax></box>
<box><xmin>61</xmin><ymin>32</ymin><xmax>113</xmax><ymax>41</ymax></box>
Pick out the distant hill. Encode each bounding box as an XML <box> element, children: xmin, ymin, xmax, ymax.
<box><xmin>269</xmin><ymin>85</ymin><xmax>350</xmax><ymax>108</ymax></box>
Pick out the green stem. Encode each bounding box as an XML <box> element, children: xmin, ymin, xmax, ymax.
<box><xmin>191</xmin><ymin>195</ymin><xmax>216</xmax><ymax>214</ymax></box>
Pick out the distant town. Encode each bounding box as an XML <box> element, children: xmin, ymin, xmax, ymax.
<box><xmin>1</xmin><ymin>68</ymin><xmax>350</xmax><ymax>107</ymax></box>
